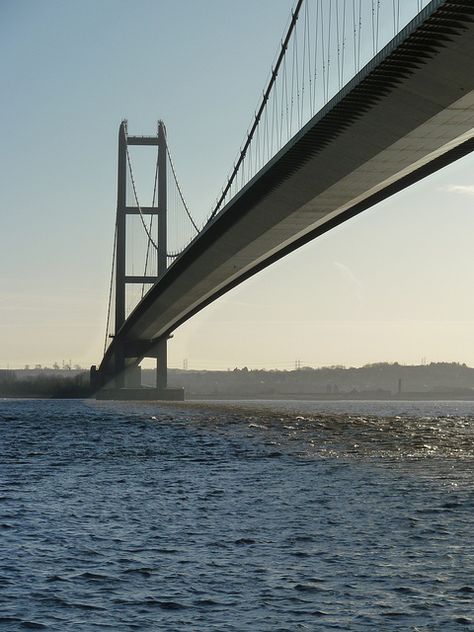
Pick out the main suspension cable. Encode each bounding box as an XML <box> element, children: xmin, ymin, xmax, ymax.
<box><xmin>166</xmin><ymin>142</ymin><xmax>199</xmax><ymax>234</ymax></box>
<box><xmin>208</xmin><ymin>0</ymin><xmax>305</xmax><ymax>222</ymax></box>
<box><xmin>124</xmin><ymin>131</ymin><xmax>160</xmax><ymax>253</ymax></box>
<box><xmin>127</xmin><ymin>126</ymin><xmax>200</xmax><ymax>279</ymax></box>
<box><xmin>141</xmin><ymin>146</ymin><xmax>160</xmax><ymax>298</ymax></box>
<box><xmin>104</xmin><ymin>223</ymin><xmax>117</xmax><ymax>354</ymax></box>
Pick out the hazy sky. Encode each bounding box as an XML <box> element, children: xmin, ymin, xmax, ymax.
<box><xmin>1</xmin><ymin>0</ymin><xmax>474</xmax><ymax>370</ymax></box>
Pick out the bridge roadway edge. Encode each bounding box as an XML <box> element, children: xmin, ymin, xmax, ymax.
<box><xmin>96</xmin><ymin>0</ymin><xmax>474</xmax><ymax>392</ymax></box>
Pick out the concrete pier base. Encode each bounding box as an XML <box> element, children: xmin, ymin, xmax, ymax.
<box><xmin>96</xmin><ymin>387</ymin><xmax>184</xmax><ymax>401</ymax></box>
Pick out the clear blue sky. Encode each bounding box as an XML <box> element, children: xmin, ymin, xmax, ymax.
<box><xmin>1</xmin><ymin>0</ymin><xmax>474</xmax><ymax>370</ymax></box>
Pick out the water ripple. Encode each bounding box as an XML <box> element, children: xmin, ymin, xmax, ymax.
<box><xmin>1</xmin><ymin>398</ymin><xmax>474</xmax><ymax>630</ymax></box>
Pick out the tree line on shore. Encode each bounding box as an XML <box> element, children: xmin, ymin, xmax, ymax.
<box><xmin>0</xmin><ymin>369</ymin><xmax>91</xmax><ymax>398</ymax></box>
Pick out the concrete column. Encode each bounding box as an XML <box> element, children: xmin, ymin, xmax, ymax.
<box><xmin>156</xmin><ymin>338</ymin><xmax>167</xmax><ymax>390</ymax></box>
<box><xmin>115</xmin><ymin>121</ymin><xmax>127</xmax><ymax>388</ymax></box>
<box><xmin>157</xmin><ymin>120</ymin><xmax>167</xmax><ymax>277</ymax></box>
<box><xmin>156</xmin><ymin>121</ymin><xmax>168</xmax><ymax>389</ymax></box>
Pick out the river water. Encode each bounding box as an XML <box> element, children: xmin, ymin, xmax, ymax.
<box><xmin>1</xmin><ymin>398</ymin><xmax>474</xmax><ymax>630</ymax></box>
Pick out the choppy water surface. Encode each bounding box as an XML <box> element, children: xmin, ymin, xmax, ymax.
<box><xmin>1</xmin><ymin>399</ymin><xmax>474</xmax><ymax>631</ymax></box>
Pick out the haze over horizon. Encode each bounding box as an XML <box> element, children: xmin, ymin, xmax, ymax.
<box><xmin>2</xmin><ymin>0</ymin><xmax>474</xmax><ymax>371</ymax></box>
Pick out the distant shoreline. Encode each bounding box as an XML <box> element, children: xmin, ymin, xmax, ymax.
<box><xmin>3</xmin><ymin>393</ymin><xmax>474</xmax><ymax>402</ymax></box>
<box><xmin>3</xmin><ymin>362</ymin><xmax>474</xmax><ymax>401</ymax></box>
<box><xmin>188</xmin><ymin>393</ymin><xmax>474</xmax><ymax>402</ymax></box>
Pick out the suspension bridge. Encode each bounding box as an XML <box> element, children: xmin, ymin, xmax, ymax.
<box><xmin>91</xmin><ymin>0</ymin><xmax>474</xmax><ymax>399</ymax></box>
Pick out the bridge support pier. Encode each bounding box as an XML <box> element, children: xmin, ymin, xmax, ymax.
<box><xmin>93</xmin><ymin>337</ymin><xmax>183</xmax><ymax>400</ymax></box>
<box><xmin>156</xmin><ymin>338</ymin><xmax>167</xmax><ymax>390</ymax></box>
